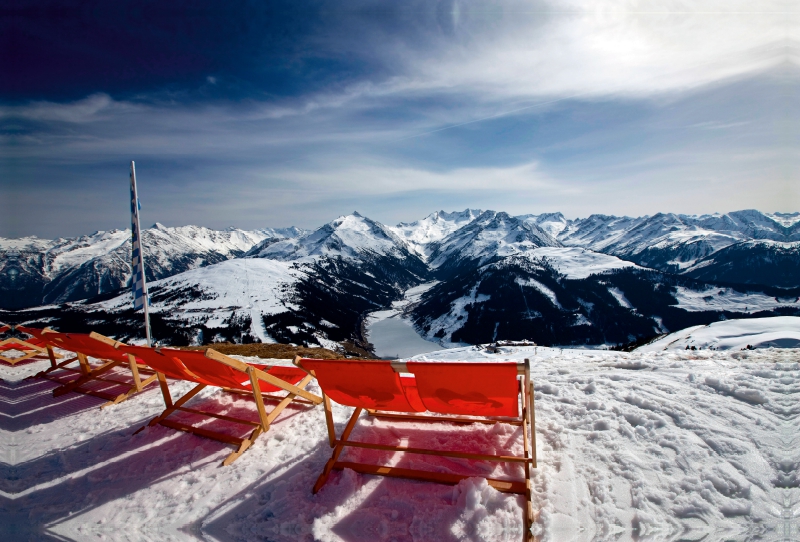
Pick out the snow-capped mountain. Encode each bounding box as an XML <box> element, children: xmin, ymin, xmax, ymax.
<box><xmin>11</xmin><ymin>214</ymin><xmax>429</xmax><ymax>349</ymax></box>
<box><xmin>518</xmin><ymin>212</ymin><xmax>570</xmax><ymax>239</ymax></box>
<box><xmin>557</xmin><ymin>210</ymin><xmax>800</xmax><ymax>277</ymax></box>
<box><xmin>426</xmin><ymin>211</ymin><xmax>560</xmax><ymax>276</ymax></box>
<box><xmin>3</xmin><ymin>208</ymin><xmax>798</xmax><ymax>351</ymax></box>
<box><xmin>0</xmin><ymin>224</ymin><xmax>306</xmax><ymax>309</ymax></box>
<box><xmin>390</xmin><ymin>209</ymin><xmax>483</xmax><ymax>258</ymax></box>
<box><xmin>247</xmin><ymin>212</ymin><xmax>416</xmax><ymax>263</ymax></box>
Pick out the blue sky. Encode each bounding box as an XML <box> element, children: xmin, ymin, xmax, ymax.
<box><xmin>2</xmin><ymin>0</ymin><xmax>798</xmax><ymax>238</ymax></box>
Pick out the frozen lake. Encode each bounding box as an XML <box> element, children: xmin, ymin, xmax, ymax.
<box><xmin>366</xmin><ymin>315</ymin><xmax>444</xmax><ymax>359</ymax></box>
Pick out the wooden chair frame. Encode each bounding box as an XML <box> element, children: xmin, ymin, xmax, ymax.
<box><xmin>0</xmin><ymin>338</ymin><xmax>51</xmax><ymax>365</ymax></box>
<box><xmin>24</xmin><ymin>329</ymin><xmax>158</xmax><ymax>408</ymax></box>
<box><xmin>132</xmin><ymin>348</ymin><xmax>323</xmax><ymax>466</ymax></box>
<box><xmin>295</xmin><ymin>357</ymin><xmax>537</xmax><ymax>540</ymax></box>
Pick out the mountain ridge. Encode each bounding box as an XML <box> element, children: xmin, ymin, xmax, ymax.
<box><xmin>3</xmin><ymin>208</ymin><xmax>798</xmax><ymax>351</ymax></box>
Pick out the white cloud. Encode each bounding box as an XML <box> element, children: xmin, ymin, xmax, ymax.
<box><xmin>395</xmin><ymin>0</ymin><xmax>798</xmax><ymax>100</ymax></box>
<box><xmin>274</xmin><ymin>160</ymin><xmax>559</xmax><ymax>195</ymax></box>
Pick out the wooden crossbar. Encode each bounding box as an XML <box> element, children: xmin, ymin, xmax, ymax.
<box><xmin>332</xmin><ymin>462</ymin><xmax>528</xmax><ymax>494</ymax></box>
<box><xmin>333</xmin><ymin>438</ymin><xmax>535</xmax><ymax>463</ymax></box>
<box><xmin>390</xmin><ymin>360</ymin><xmax>528</xmax><ymax>375</ymax></box>
<box><xmin>367</xmin><ymin>410</ymin><xmax>524</xmax><ymax>426</ymax></box>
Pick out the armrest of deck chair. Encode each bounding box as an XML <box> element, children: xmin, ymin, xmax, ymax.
<box><xmin>89</xmin><ymin>331</ymin><xmax>128</xmax><ymax>349</ymax></box>
<box><xmin>205</xmin><ymin>349</ymin><xmax>322</xmax><ymax>404</ymax></box>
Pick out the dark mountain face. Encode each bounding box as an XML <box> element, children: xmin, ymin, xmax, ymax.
<box><xmin>262</xmin><ymin>253</ymin><xmax>430</xmax><ymax>349</ymax></box>
<box><xmin>0</xmin><ymin>248</ymin><xmax>49</xmax><ymax>310</ymax></box>
<box><xmin>685</xmin><ymin>242</ymin><xmax>800</xmax><ymax>288</ymax></box>
<box><xmin>411</xmin><ymin>261</ymin><xmax>800</xmax><ymax>347</ymax></box>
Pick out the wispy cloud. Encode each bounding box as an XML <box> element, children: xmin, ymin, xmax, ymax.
<box><xmin>2</xmin><ymin>0</ymin><xmax>798</xmax><ymax>238</ymax></box>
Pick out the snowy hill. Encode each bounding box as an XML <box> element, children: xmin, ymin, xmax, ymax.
<box><xmin>637</xmin><ymin>316</ymin><xmax>800</xmax><ymax>351</ymax></box>
<box><xmin>91</xmin><ymin>258</ymin><xmax>307</xmax><ymax>345</ymax></box>
<box><xmin>0</xmin><ymin>224</ymin><xmax>305</xmax><ymax>309</ymax></box>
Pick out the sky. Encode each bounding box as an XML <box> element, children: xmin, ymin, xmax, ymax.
<box><xmin>1</xmin><ymin>0</ymin><xmax>798</xmax><ymax>238</ymax></box>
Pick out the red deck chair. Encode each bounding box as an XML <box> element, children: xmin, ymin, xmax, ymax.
<box><xmin>19</xmin><ymin>327</ymin><xmax>158</xmax><ymax>407</ymax></box>
<box><xmin>295</xmin><ymin>357</ymin><xmax>537</xmax><ymax>539</ymax></box>
<box><xmin>119</xmin><ymin>344</ymin><xmax>323</xmax><ymax>465</ymax></box>
<box><xmin>0</xmin><ymin>338</ymin><xmax>48</xmax><ymax>365</ymax></box>
<box><xmin>0</xmin><ymin>325</ymin><xmax>63</xmax><ymax>365</ymax></box>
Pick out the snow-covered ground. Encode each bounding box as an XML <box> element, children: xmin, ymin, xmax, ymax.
<box><xmin>2</xmin><ymin>336</ymin><xmax>798</xmax><ymax>541</ymax></box>
<box><xmin>521</xmin><ymin>247</ymin><xmax>643</xmax><ymax>280</ymax></box>
<box><xmin>639</xmin><ymin>316</ymin><xmax>800</xmax><ymax>351</ymax></box>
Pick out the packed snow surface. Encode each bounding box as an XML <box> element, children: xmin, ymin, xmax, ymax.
<box><xmin>639</xmin><ymin>316</ymin><xmax>800</xmax><ymax>351</ymax></box>
<box><xmin>522</xmin><ymin>247</ymin><xmax>642</xmax><ymax>280</ymax></box>
<box><xmin>671</xmin><ymin>286</ymin><xmax>799</xmax><ymax>313</ymax></box>
<box><xmin>2</xmin><ymin>337</ymin><xmax>798</xmax><ymax>541</ymax></box>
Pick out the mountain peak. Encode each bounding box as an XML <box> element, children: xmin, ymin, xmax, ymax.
<box><xmin>427</xmin><ymin>209</ymin><xmax>560</xmax><ymax>269</ymax></box>
<box><xmin>250</xmin><ymin>213</ymin><xmax>414</xmax><ymax>262</ymax></box>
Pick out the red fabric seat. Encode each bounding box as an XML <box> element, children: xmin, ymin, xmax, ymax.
<box><xmin>23</xmin><ymin>329</ymin><xmax>159</xmax><ymax>407</ymax></box>
<box><xmin>295</xmin><ymin>356</ymin><xmax>535</xmax><ymax>530</ymax></box>
<box><xmin>44</xmin><ymin>332</ymin><xmax>130</xmax><ymax>362</ymax></box>
<box><xmin>406</xmin><ymin>362</ymin><xmax>520</xmax><ymax>417</ymax></box>
<box><xmin>300</xmin><ymin>359</ymin><xmax>425</xmax><ymax>412</ymax></box>
<box><xmin>120</xmin><ymin>345</ymin><xmax>199</xmax><ymax>382</ymax></box>
<box><xmin>122</xmin><ymin>346</ymin><xmax>307</xmax><ymax>394</ymax></box>
<box><xmin>159</xmin><ymin>349</ymin><xmax>307</xmax><ymax>393</ymax></box>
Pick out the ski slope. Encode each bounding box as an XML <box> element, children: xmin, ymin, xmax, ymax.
<box><xmin>638</xmin><ymin>316</ymin><xmax>800</xmax><ymax>351</ymax></box>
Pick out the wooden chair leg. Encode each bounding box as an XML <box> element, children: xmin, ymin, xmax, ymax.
<box><xmin>222</xmin><ymin>425</ymin><xmax>265</xmax><ymax>466</ymax></box>
<box><xmin>313</xmin><ymin>406</ymin><xmax>363</xmax><ymax>494</ymax></box>
<box><xmin>220</xmin><ymin>373</ymin><xmax>315</xmax><ymax>466</ymax></box>
<box><xmin>134</xmin><ymin>382</ymin><xmax>207</xmax><ymax>435</ymax></box>
<box><xmin>99</xmin><ymin>373</ymin><xmax>159</xmax><ymax>409</ymax></box>
<box><xmin>30</xmin><ymin>354</ymin><xmax>78</xmax><ymax>379</ymax></box>
<box><xmin>52</xmin><ymin>358</ymin><xmax>120</xmax><ymax>397</ymax></box>
<box><xmin>521</xmin><ymin>377</ymin><xmax>534</xmax><ymax>541</ymax></box>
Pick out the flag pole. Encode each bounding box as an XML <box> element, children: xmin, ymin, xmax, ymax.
<box><xmin>130</xmin><ymin>161</ymin><xmax>152</xmax><ymax>347</ymax></box>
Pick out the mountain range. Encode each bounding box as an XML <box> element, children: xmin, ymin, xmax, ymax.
<box><xmin>2</xmin><ymin>209</ymin><xmax>798</xmax><ymax>351</ymax></box>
